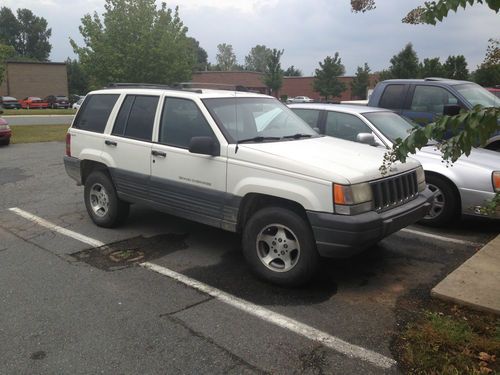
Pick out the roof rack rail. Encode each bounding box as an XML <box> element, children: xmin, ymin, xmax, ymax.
<box><xmin>177</xmin><ymin>82</ymin><xmax>250</xmax><ymax>92</ymax></box>
<box><xmin>104</xmin><ymin>82</ymin><xmax>202</xmax><ymax>93</ymax></box>
<box><xmin>424</xmin><ymin>77</ymin><xmax>447</xmax><ymax>81</ymax></box>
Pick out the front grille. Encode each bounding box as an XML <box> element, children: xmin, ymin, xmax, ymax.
<box><xmin>370</xmin><ymin>171</ymin><xmax>418</xmax><ymax>212</ymax></box>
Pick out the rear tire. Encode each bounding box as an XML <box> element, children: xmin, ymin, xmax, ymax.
<box><xmin>84</xmin><ymin>170</ymin><xmax>129</xmax><ymax>228</ymax></box>
<box><xmin>419</xmin><ymin>174</ymin><xmax>459</xmax><ymax>227</ymax></box>
<box><xmin>242</xmin><ymin>207</ymin><xmax>319</xmax><ymax>286</ymax></box>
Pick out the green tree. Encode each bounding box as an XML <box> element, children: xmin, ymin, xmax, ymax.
<box><xmin>284</xmin><ymin>65</ymin><xmax>302</xmax><ymax>76</ymax></box>
<box><xmin>351</xmin><ymin>63</ymin><xmax>371</xmax><ymax>99</ymax></box>
<box><xmin>443</xmin><ymin>55</ymin><xmax>469</xmax><ymax>80</ymax></box>
<box><xmin>0</xmin><ymin>44</ymin><xmax>16</xmax><ymax>86</ymax></box>
<box><xmin>313</xmin><ymin>52</ymin><xmax>346</xmax><ymax>101</ymax></box>
<box><xmin>0</xmin><ymin>6</ymin><xmax>51</xmax><ymax>61</ymax></box>
<box><xmin>71</xmin><ymin>0</ymin><xmax>195</xmax><ymax>88</ymax></box>
<box><xmin>244</xmin><ymin>45</ymin><xmax>272</xmax><ymax>72</ymax></box>
<box><xmin>473</xmin><ymin>64</ymin><xmax>500</xmax><ymax>86</ymax></box>
<box><xmin>385</xmin><ymin>43</ymin><xmax>420</xmax><ymax>79</ymax></box>
<box><xmin>419</xmin><ymin>57</ymin><xmax>445</xmax><ymax>78</ymax></box>
<box><xmin>66</xmin><ymin>58</ymin><xmax>89</xmax><ymax>95</ymax></box>
<box><xmin>215</xmin><ymin>43</ymin><xmax>237</xmax><ymax>71</ymax></box>
<box><xmin>472</xmin><ymin>38</ymin><xmax>500</xmax><ymax>87</ymax></box>
<box><xmin>188</xmin><ymin>37</ymin><xmax>208</xmax><ymax>71</ymax></box>
<box><xmin>263</xmin><ymin>48</ymin><xmax>284</xmax><ymax>97</ymax></box>
<box><xmin>0</xmin><ymin>7</ymin><xmax>20</xmax><ymax>47</ymax></box>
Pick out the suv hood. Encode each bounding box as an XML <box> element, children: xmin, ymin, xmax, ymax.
<box><xmin>232</xmin><ymin>136</ymin><xmax>420</xmax><ymax>184</ymax></box>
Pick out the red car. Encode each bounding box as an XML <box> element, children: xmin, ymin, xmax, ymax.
<box><xmin>19</xmin><ymin>97</ymin><xmax>49</xmax><ymax>109</ymax></box>
<box><xmin>486</xmin><ymin>87</ymin><xmax>500</xmax><ymax>99</ymax></box>
<box><xmin>0</xmin><ymin>117</ymin><xmax>12</xmax><ymax>146</ymax></box>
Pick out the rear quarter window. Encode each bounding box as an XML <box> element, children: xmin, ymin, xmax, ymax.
<box><xmin>72</xmin><ymin>94</ymin><xmax>119</xmax><ymax>133</ymax></box>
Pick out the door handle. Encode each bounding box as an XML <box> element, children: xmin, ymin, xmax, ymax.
<box><xmin>105</xmin><ymin>140</ymin><xmax>117</xmax><ymax>146</ymax></box>
<box><xmin>152</xmin><ymin>150</ymin><xmax>166</xmax><ymax>157</ymax></box>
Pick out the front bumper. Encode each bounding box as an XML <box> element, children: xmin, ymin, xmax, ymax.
<box><xmin>307</xmin><ymin>188</ymin><xmax>434</xmax><ymax>258</ymax></box>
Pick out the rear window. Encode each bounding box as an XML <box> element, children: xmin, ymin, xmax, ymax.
<box><xmin>379</xmin><ymin>85</ymin><xmax>405</xmax><ymax>109</ymax></box>
<box><xmin>72</xmin><ymin>94</ymin><xmax>119</xmax><ymax>133</ymax></box>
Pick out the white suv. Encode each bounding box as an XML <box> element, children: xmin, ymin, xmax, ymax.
<box><xmin>64</xmin><ymin>84</ymin><xmax>432</xmax><ymax>286</ymax></box>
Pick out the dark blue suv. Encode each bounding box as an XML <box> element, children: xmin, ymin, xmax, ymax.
<box><xmin>368</xmin><ymin>78</ymin><xmax>500</xmax><ymax>150</ymax></box>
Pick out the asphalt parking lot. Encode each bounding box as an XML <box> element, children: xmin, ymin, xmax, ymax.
<box><xmin>1</xmin><ymin>142</ymin><xmax>498</xmax><ymax>374</ymax></box>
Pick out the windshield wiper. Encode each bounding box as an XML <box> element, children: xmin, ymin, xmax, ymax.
<box><xmin>282</xmin><ymin>133</ymin><xmax>313</xmax><ymax>140</ymax></box>
<box><xmin>235</xmin><ymin>136</ymin><xmax>281</xmax><ymax>153</ymax></box>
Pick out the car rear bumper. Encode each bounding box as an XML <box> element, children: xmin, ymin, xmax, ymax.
<box><xmin>0</xmin><ymin>129</ymin><xmax>12</xmax><ymax>139</ymax></box>
<box><xmin>64</xmin><ymin>156</ymin><xmax>82</xmax><ymax>184</ymax></box>
<box><xmin>307</xmin><ymin>188</ymin><xmax>433</xmax><ymax>258</ymax></box>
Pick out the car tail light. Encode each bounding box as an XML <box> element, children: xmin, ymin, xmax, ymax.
<box><xmin>493</xmin><ymin>172</ymin><xmax>500</xmax><ymax>192</ymax></box>
<box><xmin>66</xmin><ymin>133</ymin><xmax>71</xmax><ymax>157</ymax></box>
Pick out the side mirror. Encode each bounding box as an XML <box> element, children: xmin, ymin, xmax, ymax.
<box><xmin>356</xmin><ymin>133</ymin><xmax>378</xmax><ymax>146</ymax></box>
<box><xmin>189</xmin><ymin>136</ymin><xmax>220</xmax><ymax>156</ymax></box>
<box><xmin>443</xmin><ymin>104</ymin><xmax>461</xmax><ymax>116</ymax></box>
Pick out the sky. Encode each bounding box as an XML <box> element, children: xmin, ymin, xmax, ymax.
<box><xmin>1</xmin><ymin>0</ymin><xmax>498</xmax><ymax>76</ymax></box>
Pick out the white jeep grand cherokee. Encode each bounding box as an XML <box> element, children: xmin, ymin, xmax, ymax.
<box><xmin>64</xmin><ymin>84</ymin><xmax>432</xmax><ymax>286</ymax></box>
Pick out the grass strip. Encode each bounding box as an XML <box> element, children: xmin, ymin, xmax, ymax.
<box><xmin>10</xmin><ymin>124</ymin><xmax>69</xmax><ymax>144</ymax></box>
<box><xmin>2</xmin><ymin>109</ymin><xmax>76</xmax><ymax>116</ymax></box>
<box><xmin>397</xmin><ymin>305</ymin><xmax>500</xmax><ymax>374</ymax></box>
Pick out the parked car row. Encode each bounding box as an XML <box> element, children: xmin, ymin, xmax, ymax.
<box><xmin>0</xmin><ymin>95</ymin><xmax>76</xmax><ymax>110</ymax></box>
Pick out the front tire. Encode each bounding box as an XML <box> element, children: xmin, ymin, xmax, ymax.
<box><xmin>419</xmin><ymin>174</ymin><xmax>459</xmax><ymax>227</ymax></box>
<box><xmin>242</xmin><ymin>207</ymin><xmax>319</xmax><ymax>286</ymax></box>
<box><xmin>84</xmin><ymin>171</ymin><xmax>129</xmax><ymax>228</ymax></box>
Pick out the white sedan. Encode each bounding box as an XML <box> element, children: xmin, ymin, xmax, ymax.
<box><xmin>286</xmin><ymin>96</ymin><xmax>314</xmax><ymax>103</ymax></box>
<box><xmin>290</xmin><ymin>103</ymin><xmax>500</xmax><ymax>226</ymax></box>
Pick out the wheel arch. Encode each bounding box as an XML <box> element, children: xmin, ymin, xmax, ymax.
<box><xmin>236</xmin><ymin>193</ymin><xmax>310</xmax><ymax>233</ymax></box>
<box><xmin>81</xmin><ymin>160</ymin><xmax>110</xmax><ymax>185</ymax></box>
<box><xmin>425</xmin><ymin>171</ymin><xmax>462</xmax><ymax>213</ymax></box>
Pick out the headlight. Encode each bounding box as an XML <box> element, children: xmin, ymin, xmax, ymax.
<box><xmin>416</xmin><ymin>166</ymin><xmax>426</xmax><ymax>192</ymax></box>
<box><xmin>333</xmin><ymin>183</ymin><xmax>373</xmax><ymax>215</ymax></box>
<box><xmin>493</xmin><ymin>171</ymin><xmax>500</xmax><ymax>192</ymax></box>
<box><xmin>0</xmin><ymin>124</ymin><xmax>9</xmax><ymax>130</ymax></box>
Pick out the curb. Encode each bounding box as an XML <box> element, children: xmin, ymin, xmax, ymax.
<box><xmin>431</xmin><ymin>234</ymin><xmax>500</xmax><ymax>315</ymax></box>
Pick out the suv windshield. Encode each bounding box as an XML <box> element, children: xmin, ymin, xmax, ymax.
<box><xmin>454</xmin><ymin>83</ymin><xmax>500</xmax><ymax>108</ymax></box>
<box><xmin>362</xmin><ymin>111</ymin><xmax>416</xmax><ymax>143</ymax></box>
<box><xmin>203</xmin><ymin>97</ymin><xmax>317</xmax><ymax>142</ymax></box>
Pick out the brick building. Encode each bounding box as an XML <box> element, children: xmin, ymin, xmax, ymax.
<box><xmin>192</xmin><ymin>71</ymin><xmax>377</xmax><ymax>101</ymax></box>
<box><xmin>0</xmin><ymin>61</ymin><xmax>68</xmax><ymax>99</ymax></box>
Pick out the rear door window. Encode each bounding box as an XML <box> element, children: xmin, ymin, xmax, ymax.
<box><xmin>379</xmin><ymin>85</ymin><xmax>405</xmax><ymax>109</ymax></box>
<box><xmin>73</xmin><ymin>94</ymin><xmax>119</xmax><ymax>133</ymax></box>
<box><xmin>112</xmin><ymin>95</ymin><xmax>159</xmax><ymax>141</ymax></box>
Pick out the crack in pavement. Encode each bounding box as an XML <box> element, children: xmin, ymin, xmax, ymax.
<box><xmin>0</xmin><ymin>224</ymin><xmax>82</xmax><ymax>267</ymax></box>
<box><xmin>159</xmin><ymin>296</ymin><xmax>214</xmax><ymax>317</ymax></box>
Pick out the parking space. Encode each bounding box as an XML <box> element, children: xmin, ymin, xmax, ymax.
<box><xmin>1</xmin><ymin>142</ymin><xmax>498</xmax><ymax>374</ymax></box>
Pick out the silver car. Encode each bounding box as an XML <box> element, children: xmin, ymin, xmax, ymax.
<box><xmin>290</xmin><ymin>103</ymin><xmax>500</xmax><ymax>226</ymax></box>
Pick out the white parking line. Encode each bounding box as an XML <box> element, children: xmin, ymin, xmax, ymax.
<box><xmin>8</xmin><ymin>207</ymin><xmax>105</xmax><ymax>248</ymax></box>
<box><xmin>8</xmin><ymin>207</ymin><xmax>396</xmax><ymax>370</ymax></box>
<box><xmin>400</xmin><ymin>228</ymin><xmax>482</xmax><ymax>247</ymax></box>
<box><xmin>141</xmin><ymin>262</ymin><xmax>396</xmax><ymax>369</ymax></box>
